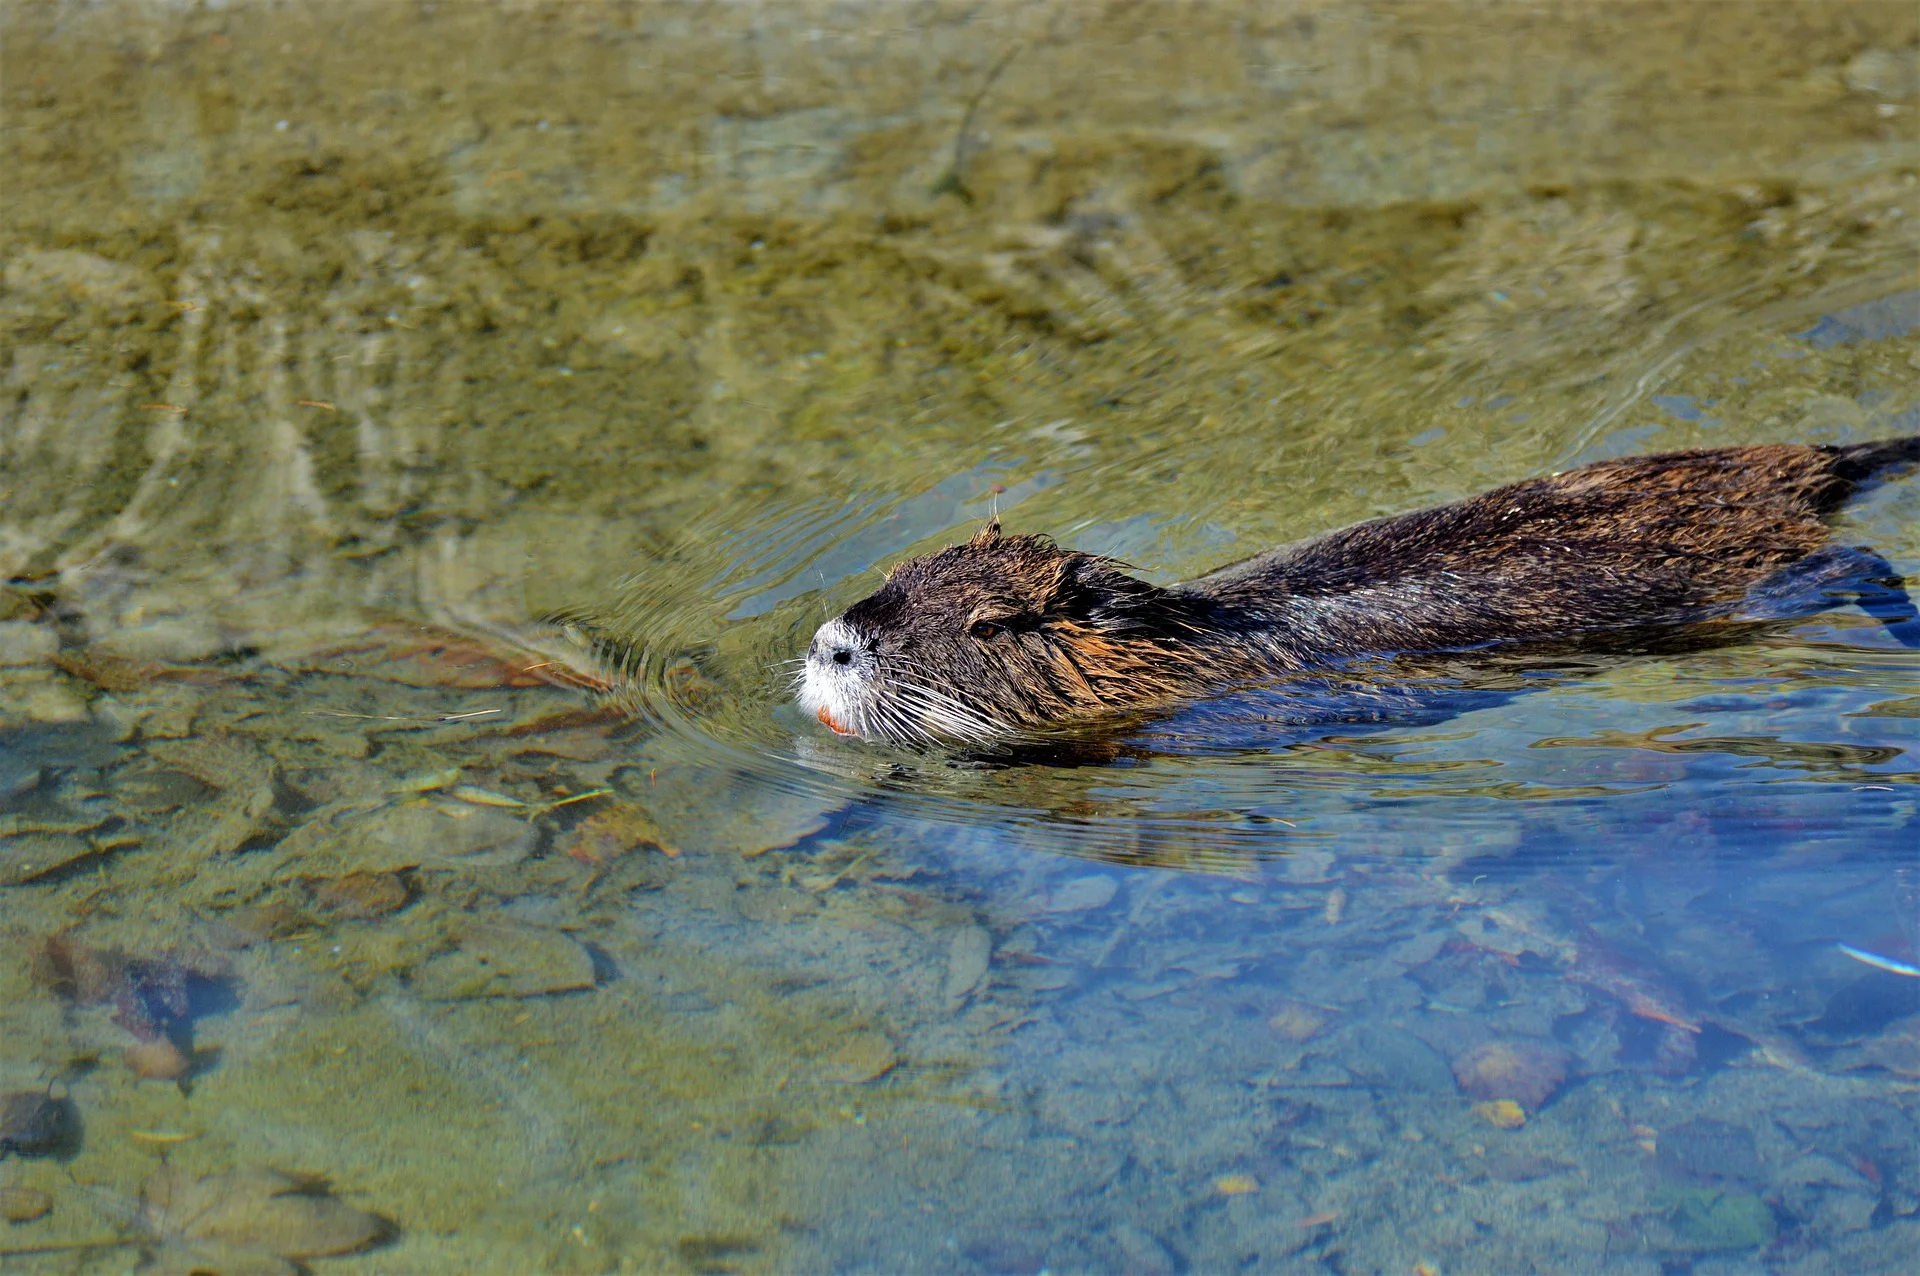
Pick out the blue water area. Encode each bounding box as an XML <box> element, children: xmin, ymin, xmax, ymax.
<box><xmin>730</xmin><ymin>608</ymin><xmax>1920</xmax><ymax>1271</ymax></box>
<box><xmin>1798</xmin><ymin>292</ymin><xmax>1920</xmax><ymax>350</ymax></box>
<box><xmin>605</xmin><ymin>451</ymin><xmax>1920</xmax><ymax>1269</ymax></box>
<box><xmin>1650</xmin><ymin>394</ymin><xmax>1717</xmax><ymax>425</ymax></box>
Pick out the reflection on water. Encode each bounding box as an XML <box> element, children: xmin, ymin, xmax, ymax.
<box><xmin>3</xmin><ymin>1</ymin><xmax>1919</xmax><ymax>1271</ymax></box>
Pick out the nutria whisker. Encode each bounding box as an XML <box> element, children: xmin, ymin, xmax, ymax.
<box><xmin>869</xmin><ymin>698</ymin><xmax>947</xmax><ymax>747</ymax></box>
<box><xmin>890</xmin><ymin>685</ymin><xmax>1009</xmax><ymax>742</ymax></box>
<box><xmin>869</xmin><ymin>674</ymin><xmax>1009</xmax><ymax>743</ymax></box>
<box><xmin>795</xmin><ymin>439</ymin><xmax>1920</xmax><ymax>746</ymax></box>
<box><xmin>874</xmin><ymin>669</ymin><xmax>1012</xmax><ymax>739</ymax></box>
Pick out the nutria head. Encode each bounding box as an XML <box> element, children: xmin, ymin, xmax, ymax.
<box><xmin>796</xmin><ymin>522</ymin><xmax>1216</xmax><ymax>745</ymax></box>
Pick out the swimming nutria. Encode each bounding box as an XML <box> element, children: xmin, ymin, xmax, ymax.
<box><xmin>797</xmin><ymin>439</ymin><xmax>1920</xmax><ymax>745</ymax></box>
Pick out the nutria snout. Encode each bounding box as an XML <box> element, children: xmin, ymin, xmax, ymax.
<box><xmin>797</xmin><ymin>439</ymin><xmax>1920</xmax><ymax>745</ymax></box>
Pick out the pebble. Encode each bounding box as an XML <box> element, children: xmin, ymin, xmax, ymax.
<box><xmin>0</xmin><ymin>1092</ymin><xmax>66</xmax><ymax>1155</ymax></box>
<box><xmin>1266</xmin><ymin>1000</ymin><xmax>1330</xmax><ymax>1043</ymax></box>
<box><xmin>1284</xmin><ymin>850</ymin><xmax>1338</xmax><ymax>883</ymax></box>
<box><xmin>0</xmin><ymin>1186</ymin><xmax>52</xmax><ymax>1222</ymax></box>
<box><xmin>817</xmin><ymin>1031</ymin><xmax>898</xmax><ymax>1084</ymax></box>
<box><xmin>301</xmin><ymin>800</ymin><xmax>537</xmax><ymax>873</ymax></box>
<box><xmin>1043</xmin><ymin>873</ymin><xmax>1118</xmax><ymax>913</ymax></box>
<box><xmin>0</xmin><ymin>672</ymin><xmax>90</xmax><ymax>725</ymax></box>
<box><xmin>1110</xmin><ymin>1223</ymin><xmax>1182</xmax><ymax>1276</ymax></box>
<box><xmin>0</xmin><ymin>621</ymin><xmax>56</xmax><ymax>666</ymax></box>
<box><xmin>412</xmin><ymin>921</ymin><xmax>595</xmax><ymax>999</ymax></box>
<box><xmin>0</xmin><ymin>833</ymin><xmax>98</xmax><ymax>886</ymax></box>
<box><xmin>1343</xmin><ymin>1024</ymin><xmax>1454</xmax><ymax>1092</ymax></box>
<box><xmin>307</xmin><ymin>870</ymin><xmax>412</xmax><ymax>919</ymax></box>
<box><xmin>1451</xmin><ymin>1039</ymin><xmax>1570</xmax><ymax>1110</ymax></box>
<box><xmin>1656</xmin><ymin>1118</ymin><xmax>1764</xmax><ymax>1186</ymax></box>
<box><xmin>1846</xmin><ymin>47</ymin><xmax>1920</xmax><ymax>97</ymax></box>
<box><xmin>94</xmin><ymin>615</ymin><xmax>224</xmax><ymax>663</ymax></box>
<box><xmin>942</xmin><ymin>924</ymin><xmax>993</xmax><ymax>1007</ymax></box>
<box><xmin>127</xmin><ymin>1038</ymin><xmax>193</xmax><ymax>1081</ymax></box>
<box><xmin>4</xmin><ymin>248</ymin><xmax>161</xmax><ymax>311</ymax></box>
<box><xmin>1473</xmin><ymin>1099</ymin><xmax>1527</xmax><ymax>1129</ymax></box>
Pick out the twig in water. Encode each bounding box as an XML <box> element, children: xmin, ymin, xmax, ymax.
<box><xmin>931</xmin><ymin>44</ymin><xmax>1023</xmax><ymax>203</ymax></box>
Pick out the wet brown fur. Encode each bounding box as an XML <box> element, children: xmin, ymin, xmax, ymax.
<box><xmin>825</xmin><ymin>440</ymin><xmax>1919</xmax><ymax>740</ymax></box>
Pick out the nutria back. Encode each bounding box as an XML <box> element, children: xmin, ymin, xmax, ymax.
<box><xmin>1189</xmin><ymin>441</ymin><xmax>1909</xmax><ymax>655</ymax></box>
<box><xmin>798</xmin><ymin>439</ymin><xmax>1919</xmax><ymax>745</ymax></box>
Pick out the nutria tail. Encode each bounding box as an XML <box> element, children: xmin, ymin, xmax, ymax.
<box><xmin>1826</xmin><ymin>436</ymin><xmax>1920</xmax><ymax>486</ymax></box>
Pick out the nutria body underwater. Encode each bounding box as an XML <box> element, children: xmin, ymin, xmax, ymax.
<box><xmin>797</xmin><ymin>439</ymin><xmax>1920</xmax><ymax>746</ymax></box>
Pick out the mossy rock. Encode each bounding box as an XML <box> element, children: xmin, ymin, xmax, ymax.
<box><xmin>1664</xmin><ymin>1188</ymin><xmax>1775</xmax><ymax>1252</ymax></box>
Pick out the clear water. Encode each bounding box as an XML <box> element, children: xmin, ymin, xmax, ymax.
<box><xmin>2</xmin><ymin>2</ymin><xmax>1917</xmax><ymax>1272</ymax></box>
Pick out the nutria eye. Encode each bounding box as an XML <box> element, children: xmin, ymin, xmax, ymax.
<box><xmin>969</xmin><ymin>620</ymin><xmax>1002</xmax><ymax>641</ymax></box>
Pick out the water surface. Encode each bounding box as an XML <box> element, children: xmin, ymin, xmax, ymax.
<box><xmin>2</xmin><ymin>2</ymin><xmax>1918</xmax><ymax>1271</ymax></box>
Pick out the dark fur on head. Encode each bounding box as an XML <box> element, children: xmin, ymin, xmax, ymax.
<box><xmin>798</xmin><ymin>520</ymin><xmax>1225</xmax><ymax>742</ymax></box>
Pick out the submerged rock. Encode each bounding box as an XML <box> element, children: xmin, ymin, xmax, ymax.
<box><xmin>0</xmin><ymin>724</ymin><xmax>120</xmax><ymax>799</ymax></box>
<box><xmin>942</xmin><ymin>924</ymin><xmax>993</xmax><ymax>1008</ymax></box>
<box><xmin>1656</xmin><ymin>1118</ymin><xmax>1765</xmax><ymax>1187</ymax></box>
<box><xmin>562</xmin><ymin>802</ymin><xmax>677</xmax><ymax>864</ymax></box>
<box><xmin>0</xmin><ymin>1185</ymin><xmax>53</xmax><ymax>1222</ymax></box>
<box><xmin>1451</xmin><ymin>1039</ymin><xmax>1571</xmax><ymax>1110</ymax></box>
<box><xmin>1</xmin><ymin>1090</ymin><xmax>68</xmax><ymax>1156</ymax></box>
<box><xmin>371</xmin><ymin>801</ymin><xmax>538</xmax><ymax>869</ymax></box>
<box><xmin>139</xmin><ymin>1165</ymin><xmax>389</xmax><ymax>1261</ymax></box>
<box><xmin>279</xmin><ymin>799</ymin><xmax>537</xmax><ymax>875</ymax></box>
<box><xmin>126</xmin><ymin>1038</ymin><xmax>193</xmax><ymax>1082</ymax></box>
<box><xmin>1838</xmin><ymin>1012</ymin><xmax>1920</xmax><ymax>1077</ymax></box>
<box><xmin>303</xmin><ymin>869</ymin><xmax>413</xmax><ymax>919</ymax></box>
<box><xmin>1042</xmin><ymin>874</ymin><xmax>1118</xmax><ymax>913</ymax></box>
<box><xmin>29</xmin><ymin>933</ymin><xmax>233</xmax><ymax>1043</ymax></box>
<box><xmin>1472</xmin><ymin>1099</ymin><xmax>1527</xmax><ymax>1130</ymax></box>
<box><xmin>0</xmin><ymin>672</ymin><xmax>89</xmax><ymax>725</ymax></box>
<box><xmin>94</xmin><ymin>614</ymin><xmax>225</xmax><ymax>664</ymax></box>
<box><xmin>1266</xmin><ymin>1000</ymin><xmax>1330</xmax><ymax>1044</ymax></box>
<box><xmin>411</xmin><ymin>921</ymin><xmax>595</xmax><ymax>999</ymax></box>
<box><xmin>0</xmin><ymin>621</ymin><xmax>57</xmax><ymax>666</ymax></box>
<box><xmin>1343</xmin><ymin>1024</ymin><xmax>1455</xmax><ymax>1093</ymax></box>
<box><xmin>0</xmin><ymin>832</ymin><xmax>101</xmax><ymax>885</ymax></box>
<box><xmin>3</xmin><ymin>248</ymin><xmax>162</xmax><ymax>315</ymax></box>
<box><xmin>816</xmin><ymin>1030</ymin><xmax>898</xmax><ymax>1084</ymax></box>
<box><xmin>620</xmin><ymin>751</ymin><xmax>841</xmax><ymax>858</ymax></box>
<box><xmin>1661</xmin><ymin>1187</ymin><xmax>1775</xmax><ymax>1252</ymax></box>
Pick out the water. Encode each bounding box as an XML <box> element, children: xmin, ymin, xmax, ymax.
<box><xmin>2</xmin><ymin>2</ymin><xmax>1917</xmax><ymax>1271</ymax></box>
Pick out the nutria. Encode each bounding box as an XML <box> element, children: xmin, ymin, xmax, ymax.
<box><xmin>797</xmin><ymin>439</ymin><xmax>1920</xmax><ymax>746</ymax></box>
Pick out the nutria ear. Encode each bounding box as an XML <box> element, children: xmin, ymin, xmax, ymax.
<box><xmin>970</xmin><ymin>518</ymin><xmax>1002</xmax><ymax>547</ymax></box>
<box><xmin>1049</xmin><ymin>553</ymin><xmax>1157</xmax><ymax>626</ymax></box>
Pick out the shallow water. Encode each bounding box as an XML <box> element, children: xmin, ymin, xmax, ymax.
<box><xmin>3</xmin><ymin>1</ymin><xmax>1919</xmax><ymax>1271</ymax></box>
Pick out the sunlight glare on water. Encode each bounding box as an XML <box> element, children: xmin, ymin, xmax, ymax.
<box><xmin>1</xmin><ymin>2</ymin><xmax>1917</xmax><ymax>1271</ymax></box>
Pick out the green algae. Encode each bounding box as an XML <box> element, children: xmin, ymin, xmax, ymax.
<box><xmin>4</xmin><ymin>0</ymin><xmax>1915</xmax><ymax>606</ymax></box>
<box><xmin>1662</xmin><ymin>1187</ymin><xmax>1779</xmax><ymax>1252</ymax></box>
